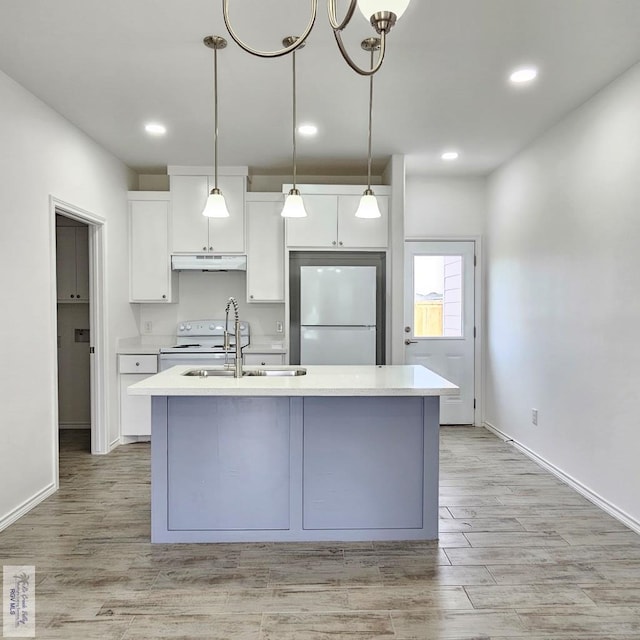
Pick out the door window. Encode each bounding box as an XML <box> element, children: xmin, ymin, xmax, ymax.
<box><xmin>413</xmin><ymin>255</ymin><xmax>463</xmax><ymax>338</ymax></box>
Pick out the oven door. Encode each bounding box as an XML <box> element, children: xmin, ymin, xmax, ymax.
<box><xmin>159</xmin><ymin>351</ymin><xmax>230</xmax><ymax>372</ymax></box>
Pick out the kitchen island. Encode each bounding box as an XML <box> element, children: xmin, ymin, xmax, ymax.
<box><xmin>128</xmin><ymin>365</ymin><xmax>458</xmax><ymax>543</ymax></box>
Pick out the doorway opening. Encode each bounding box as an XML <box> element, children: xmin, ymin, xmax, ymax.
<box><xmin>51</xmin><ymin>198</ymin><xmax>107</xmax><ymax>459</ymax></box>
<box><xmin>55</xmin><ymin>214</ymin><xmax>91</xmax><ymax>451</ymax></box>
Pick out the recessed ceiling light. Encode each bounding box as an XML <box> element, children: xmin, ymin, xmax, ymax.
<box><xmin>509</xmin><ymin>66</ymin><xmax>538</xmax><ymax>85</ymax></box>
<box><xmin>145</xmin><ymin>123</ymin><xmax>166</xmax><ymax>135</ymax></box>
<box><xmin>298</xmin><ymin>124</ymin><xmax>318</xmax><ymax>136</ymax></box>
<box><xmin>441</xmin><ymin>151</ymin><xmax>459</xmax><ymax>161</ymax></box>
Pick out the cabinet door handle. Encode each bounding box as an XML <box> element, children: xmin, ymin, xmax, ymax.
<box><xmin>135</xmin><ymin>362</ymin><xmax>140</xmax><ymax>366</ymax></box>
<box><xmin>203</xmin><ymin>246</ymin><xmax>207</xmax><ymax>251</ymax></box>
<box><xmin>249</xmin><ymin>295</ymin><xmax>254</xmax><ymax>299</ymax></box>
<box><xmin>76</xmin><ymin>294</ymin><xmax>81</xmax><ymax>298</ymax></box>
<box><xmin>162</xmin><ymin>294</ymin><xmax>166</xmax><ymax>299</ymax></box>
<box><xmin>338</xmin><ymin>241</ymin><xmax>343</xmax><ymax>246</ymax></box>
<box><xmin>209</xmin><ymin>246</ymin><xmax>213</xmax><ymax>251</ymax></box>
<box><xmin>332</xmin><ymin>241</ymin><xmax>337</xmax><ymax>246</ymax></box>
<box><xmin>70</xmin><ymin>294</ymin><xmax>74</xmax><ymax>298</ymax></box>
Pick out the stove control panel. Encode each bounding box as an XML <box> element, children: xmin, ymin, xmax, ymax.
<box><xmin>176</xmin><ymin>320</ymin><xmax>249</xmax><ymax>337</ymax></box>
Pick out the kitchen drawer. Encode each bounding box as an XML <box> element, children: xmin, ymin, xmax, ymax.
<box><xmin>119</xmin><ymin>354</ymin><xmax>158</xmax><ymax>374</ymax></box>
<box><xmin>244</xmin><ymin>353</ymin><xmax>285</xmax><ymax>366</ymax></box>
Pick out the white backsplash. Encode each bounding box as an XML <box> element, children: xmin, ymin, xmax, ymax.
<box><xmin>137</xmin><ymin>271</ymin><xmax>285</xmax><ymax>339</ymax></box>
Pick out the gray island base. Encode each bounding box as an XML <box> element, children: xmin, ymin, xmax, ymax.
<box><xmin>129</xmin><ymin>365</ymin><xmax>458</xmax><ymax>543</ymax></box>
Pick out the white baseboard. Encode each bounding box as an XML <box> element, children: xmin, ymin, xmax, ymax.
<box><xmin>120</xmin><ymin>435</ymin><xmax>151</xmax><ymax>445</ymax></box>
<box><xmin>483</xmin><ymin>421</ymin><xmax>640</xmax><ymax>535</ymax></box>
<box><xmin>0</xmin><ymin>483</ymin><xmax>57</xmax><ymax>533</ymax></box>
<box><xmin>58</xmin><ymin>422</ymin><xmax>90</xmax><ymax>430</ymax></box>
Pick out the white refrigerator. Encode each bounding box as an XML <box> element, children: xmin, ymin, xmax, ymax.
<box><xmin>299</xmin><ymin>266</ymin><xmax>377</xmax><ymax>365</ymax></box>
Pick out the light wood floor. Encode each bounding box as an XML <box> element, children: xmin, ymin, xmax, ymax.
<box><xmin>1</xmin><ymin>427</ymin><xmax>639</xmax><ymax>639</ymax></box>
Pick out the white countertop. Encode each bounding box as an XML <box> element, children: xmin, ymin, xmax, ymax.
<box><xmin>128</xmin><ymin>365</ymin><xmax>458</xmax><ymax>397</ymax></box>
<box><xmin>117</xmin><ymin>336</ymin><xmax>173</xmax><ymax>354</ymax></box>
<box><xmin>243</xmin><ymin>341</ymin><xmax>287</xmax><ymax>355</ymax></box>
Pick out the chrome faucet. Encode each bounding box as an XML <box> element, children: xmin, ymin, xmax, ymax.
<box><xmin>224</xmin><ymin>297</ymin><xmax>244</xmax><ymax>378</ymax></box>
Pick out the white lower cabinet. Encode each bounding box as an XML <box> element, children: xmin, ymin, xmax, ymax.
<box><xmin>119</xmin><ymin>354</ymin><xmax>158</xmax><ymax>437</ymax></box>
<box><xmin>244</xmin><ymin>353</ymin><xmax>285</xmax><ymax>366</ymax></box>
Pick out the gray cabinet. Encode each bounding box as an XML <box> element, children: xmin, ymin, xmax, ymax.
<box><xmin>166</xmin><ymin>396</ymin><xmax>290</xmax><ymax>530</ymax></box>
<box><xmin>56</xmin><ymin>226</ymin><xmax>89</xmax><ymax>302</ymax></box>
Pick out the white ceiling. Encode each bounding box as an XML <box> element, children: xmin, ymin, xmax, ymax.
<box><xmin>1</xmin><ymin>1</ymin><xmax>639</xmax><ymax>177</ymax></box>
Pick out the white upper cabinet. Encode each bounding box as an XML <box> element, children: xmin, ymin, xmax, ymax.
<box><xmin>285</xmin><ymin>187</ymin><xmax>389</xmax><ymax>249</ymax></box>
<box><xmin>129</xmin><ymin>194</ymin><xmax>176</xmax><ymax>303</ymax></box>
<box><xmin>337</xmin><ymin>194</ymin><xmax>389</xmax><ymax>248</ymax></box>
<box><xmin>285</xmin><ymin>195</ymin><xmax>338</xmax><ymax>248</ymax></box>
<box><xmin>170</xmin><ymin>172</ymin><xmax>246</xmax><ymax>253</ymax></box>
<box><xmin>56</xmin><ymin>225</ymin><xmax>89</xmax><ymax>302</ymax></box>
<box><xmin>246</xmin><ymin>195</ymin><xmax>285</xmax><ymax>303</ymax></box>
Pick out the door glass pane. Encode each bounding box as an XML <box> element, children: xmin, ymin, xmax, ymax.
<box><xmin>413</xmin><ymin>255</ymin><xmax>463</xmax><ymax>337</ymax></box>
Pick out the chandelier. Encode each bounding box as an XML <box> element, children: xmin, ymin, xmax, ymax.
<box><xmin>222</xmin><ymin>0</ymin><xmax>411</xmax><ymax>76</ymax></box>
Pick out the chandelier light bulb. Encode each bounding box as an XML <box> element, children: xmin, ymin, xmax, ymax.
<box><xmin>202</xmin><ymin>189</ymin><xmax>230</xmax><ymax>218</ymax></box>
<box><xmin>281</xmin><ymin>190</ymin><xmax>308</xmax><ymax>218</ymax></box>
<box><xmin>358</xmin><ymin>0</ymin><xmax>411</xmax><ymax>21</ymax></box>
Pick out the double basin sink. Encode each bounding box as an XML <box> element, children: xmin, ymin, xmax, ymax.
<box><xmin>183</xmin><ymin>367</ymin><xmax>307</xmax><ymax>378</ymax></box>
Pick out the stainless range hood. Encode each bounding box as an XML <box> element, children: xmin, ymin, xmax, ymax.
<box><xmin>171</xmin><ymin>255</ymin><xmax>247</xmax><ymax>271</ymax></box>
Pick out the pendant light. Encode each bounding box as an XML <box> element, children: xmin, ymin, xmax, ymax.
<box><xmin>202</xmin><ymin>36</ymin><xmax>230</xmax><ymax>218</ymax></box>
<box><xmin>281</xmin><ymin>36</ymin><xmax>308</xmax><ymax>218</ymax></box>
<box><xmin>355</xmin><ymin>38</ymin><xmax>382</xmax><ymax>219</ymax></box>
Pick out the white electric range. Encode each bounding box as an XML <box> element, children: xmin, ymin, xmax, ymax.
<box><xmin>159</xmin><ymin>319</ymin><xmax>250</xmax><ymax>371</ymax></box>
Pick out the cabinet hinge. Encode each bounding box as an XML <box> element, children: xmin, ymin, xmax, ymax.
<box><xmin>474</xmin><ymin>398</ymin><xmax>476</xmax><ymax>409</ymax></box>
<box><xmin>89</xmin><ymin>346</ymin><xmax>95</xmax><ymax>354</ymax></box>
<box><xmin>473</xmin><ymin>326</ymin><xmax>476</xmax><ymax>339</ymax></box>
<box><xmin>474</xmin><ymin>254</ymin><xmax>477</xmax><ymax>267</ymax></box>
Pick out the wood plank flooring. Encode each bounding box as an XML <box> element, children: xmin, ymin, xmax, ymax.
<box><xmin>1</xmin><ymin>427</ymin><xmax>639</xmax><ymax>639</ymax></box>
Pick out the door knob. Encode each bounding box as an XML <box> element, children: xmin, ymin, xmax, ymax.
<box><xmin>405</xmin><ymin>339</ymin><xmax>418</xmax><ymax>345</ymax></box>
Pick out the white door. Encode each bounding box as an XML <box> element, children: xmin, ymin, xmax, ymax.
<box><xmin>404</xmin><ymin>241</ymin><xmax>475</xmax><ymax>424</ymax></box>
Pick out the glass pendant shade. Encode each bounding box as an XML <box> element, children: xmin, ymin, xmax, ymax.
<box><xmin>355</xmin><ymin>191</ymin><xmax>382</xmax><ymax>219</ymax></box>
<box><xmin>202</xmin><ymin>189</ymin><xmax>230</xmax><ymax>218</ymax></box>
<box><xmin>281</xmin><ymin>190</ymin><xmax>308</xmax><ymax>218</ymax></box>
<box><xmin>358</xmin><ymin>0</ymin><xmax>410</xmax><ymax>20</ymax></box>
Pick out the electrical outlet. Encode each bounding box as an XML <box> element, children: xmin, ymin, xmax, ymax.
<box><xmin>276</xmin><ymin>321</ymin><xmax>283</xmax><ymax>334</ymax></box>
<box><xmin>531</xmin><ymin>408</ymin><xmax>538</xmax><ymax>426</ymax></box>
<box><xmin>143</xmin><ymin>320</ymin><xmax>153</xmax><ymax>334</ymax></box>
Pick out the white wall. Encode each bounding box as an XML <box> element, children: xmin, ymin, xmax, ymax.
<box><xmin>138</xmin><ymin>271</ymin><xmax>284</xmax><ymax>340</ymax></box>
<box><xmin>405</xmin><ymin>176</ymin><xmax>486</xmax><ymax>238</ymax></box>
<box><xmin>0</xmin><ymin>70</ymin><xmax>136</xmax><ymax>528</ymax></box>
<box><xmin>485</xmin><ymin>63</ymin><xmax>640</xmax><ymax>526</ymax></box>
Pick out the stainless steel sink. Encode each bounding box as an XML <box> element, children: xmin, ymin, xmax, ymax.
<box><xmin>243</xmin><ymin>368</ymin><xmax>307</xmax><ymax>377</ymax></box>
<box><xmin>182</xmin><ymin>368</ymin><xmax>235</xmax><ymax>377</ymax></box>
<box><xmin>182</xmin><ymin>367</ymin><xmax>307</xmax><ymax>378</ymax></box>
